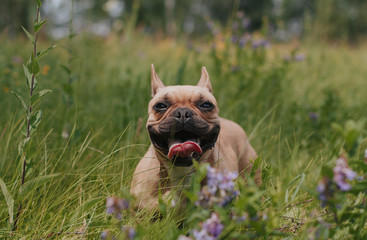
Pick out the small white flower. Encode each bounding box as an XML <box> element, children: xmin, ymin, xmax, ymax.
<box><xmin>61</xmin><ymin>130</ymin><xmax>69</xmax><ymax>139</ymax></box>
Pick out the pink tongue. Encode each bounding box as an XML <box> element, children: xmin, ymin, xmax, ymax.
<box><xmin>168</xmin><ymin>141</ymin><xmax>202</xmax><ymax>159</ymax></box>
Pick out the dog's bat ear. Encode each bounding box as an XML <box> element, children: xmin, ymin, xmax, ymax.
<box><xmin>151</xmin><ymin>64</ymin><xmax>165</xmax><ymax>97</ymax></box>
<box><xmin>197</xmin><ymin>67</ymin><xmax>212</xmax><ymax>93</ymax></box>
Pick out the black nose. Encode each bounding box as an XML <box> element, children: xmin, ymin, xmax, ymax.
<box><xmin>173</xmin><ymin>108</ymin><xmax>193</xmax><ymax>123</ymax></box>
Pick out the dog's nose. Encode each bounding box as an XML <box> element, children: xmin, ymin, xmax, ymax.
<box><xmin>173</xmin><ymin>108</ymin><xmax>193</xmax><ymax>123</ymax></box>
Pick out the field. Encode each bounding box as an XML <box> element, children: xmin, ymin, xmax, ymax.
<box><xmin>1</xmin><ymin>31</ymin><xmax>367</xmax><ymax>239</ymax></box>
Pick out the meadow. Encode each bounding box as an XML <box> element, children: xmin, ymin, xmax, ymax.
<box><xmin>1</xmin><ymin>26</ymin><xmax>367</xmax><ymax>238</ymax></box>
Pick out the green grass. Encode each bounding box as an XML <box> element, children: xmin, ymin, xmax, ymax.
<box><xmin>0</xmin><ymin>33</ymin><xmax>366</xmax><ymax>239</ymax></box>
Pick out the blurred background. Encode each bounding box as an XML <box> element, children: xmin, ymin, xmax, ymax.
<box><xmin>1</xmin><ymin>0</ymin><xmax>367</xmax><ymax>43</ymax></box>
<box><xmin>1</xmin><ymin>1</ymin><xmax>367</xmax><ymax>237</ymax></box>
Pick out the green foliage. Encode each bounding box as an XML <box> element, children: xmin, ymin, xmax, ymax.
<box><xmin>7</xmin><ymin>0</ymin><xmax>56</xmax><ymax>233</ymax></box>
<box><xmin>0</xmin><ymin>178</ymin><xmax>14</xmax><ymax>225</ymax></box>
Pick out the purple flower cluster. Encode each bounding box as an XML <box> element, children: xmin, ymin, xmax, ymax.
<box><xmin>317</xmin><ymin>155</ymin><xmax>357</xmax><ymax>207</ymax></box>
<box><xmin>309</xmin><ymin>112</ymin><xmax>319</xmax><ymax>121</ymax></box>
<box><xmin>192</xmin><ymin>212</ymin><xmax>224</xmax><ymax>240</ymax></box>
<box><xmin>317</xmin><ymin>177</ymin><xmax>334</xmax><ymax>207</ymax></box>
<box><xmin>333</xmin><ymin>156</ymin><xmax>356</xmax><ymax>191</ymax></box>
<box><xmin>251</xmin><ymin>39</ymin><xmax>270</xmax><ymax>49</ymax></box>
<box><xmin>103</xmin><ymin>197</ymin><xmax>136</xmax><ymax>239</ymax></box>
<box><xmin>106</xmin><ymin>196</ymin><xmax>129</xmax><ymax>220</ymax></box>
<box><xmin>101</xmin><ymin>227</ymin><xmax>136</xmax><ymax>240</ymax></box>
<box><xmin>283</xmin><ymin>53</ymin><xmax>306</xmax><ymax>62</ymax></box>
<box><xmin>122</xmin><ymin>225</ymin><xmax>137</xmax><ymax>240</ymax></box>
<box><xmin>196</xmin><ymin>166</ymin><xmax>239</xmax><ymax>208</ymax></box>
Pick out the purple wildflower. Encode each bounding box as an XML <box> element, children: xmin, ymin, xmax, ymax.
<box><xmin>309</xmin><ymin>112</ymin><xmax>319</xmax><ymax>121</ymax></box>
<box><xmin>231</xmin><ymin>35</ymin><xmax>238</xmax><ymax>43</ymax></box>
<box><xmin>251</xmin><ymin>39</ymin><xmax>269</xmax><ymax>49</ymax></box>
<box><xmin>333</xmin><ymin>156</ymin><xmax>356</xmax><ymax>191</ymax></box>
<box><xmin>101</xmin><ymin>230</ymin><xmax>109</xmax><ymax>240</ymax></box>
<box><xmin>232</xmin><ymin>212</ymin><xmax>248</xmax><ymax>223</ymax></box>
<box><xmin>196</xmin><ymin>166</ymin><xmax>238</xmax><ymax>207</ymax></box>
<box><xmin>192</xmin><ymin>213</ymin><xmax>224</xmax><ymax>240</ymax></box>
<box><xmin>231</xmin><ymin>65</ymin><xmax>240</xmax><ymax>72</ymax></box>
<box><xmin>106</xmin><ymin>197</ymin><xmax>129</xmax><ymax>219</ymax></box>
<box><xmin>236</xmin><ymin>11</ymin><xmax>244</xmax><ymax>18</ymax></box>
<box><xmin>128</xmin><ymin>228</ymin><xmax>136</xmax><ymax>239</ymax></box>
<box><xmin>238</xmin><ymin>38</ymin><xmax>246</xmax><ymax>48</ymax></box>
<box><xmin>232</xmin><ymin>21</ymin><xmax>239</xmax><ymax>31</ymax></box>
<box><xmin>317</xmin><ymin>177</ymin><xmax>333</xmax><ymax>207</ymax></box>
<box><xmin>241</xmin><ymin>18</ymin><xmax>251</xmax><ymax>29</ymax></box>
<box><xmin>122</xmin><ymin>226</ymin><xmax>136</xmax><ymax>240</ymax></box>
<box><xmin>238</xmin><ymin>35</ymin><xmax>251</xmax><ymax>48</ymax></box>
<box><xmin>186</xmin><ymin>41</ymin><xmax>193</xmax><ymax>50</ymax></box>
<box><xmin>294</xmin><ymin>53</ymin><xmax>305</xmax><ymax>61</ymax></box>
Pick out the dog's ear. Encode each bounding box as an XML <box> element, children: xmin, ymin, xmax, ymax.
<box><xmin>197</xmin><ymin>67</ymin><xmax>212</xmax><ymax>93</ymax></box>
<box><xmin>151</xmin><ymin>64</ymin><xmax>165</xmax><ymax>97</ymax></box>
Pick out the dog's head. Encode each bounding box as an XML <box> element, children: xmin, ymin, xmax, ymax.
<box><xmin>147</xmin><ymin>65</ymin><xmax>221</xmax><ymax>167</ymax></box>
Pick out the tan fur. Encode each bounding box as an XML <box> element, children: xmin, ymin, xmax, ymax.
<box><xmin>130</xmin><ymin>65</ymin><xmax>260</xmax><ymax>211</ymax></box>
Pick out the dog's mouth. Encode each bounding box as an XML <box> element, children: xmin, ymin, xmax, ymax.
<box><xmin>148</xmin><ymin>126</ymin><xmax>220</xmax><ymax>167</ymax></box>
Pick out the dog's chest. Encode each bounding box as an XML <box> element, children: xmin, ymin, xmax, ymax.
<box><xmin>168</xmin><ymin>166</ymin><xmax>194</xmax><ymax>188</ymax></box>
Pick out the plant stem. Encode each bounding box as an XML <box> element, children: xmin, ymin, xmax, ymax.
<box><xmin>26</xmin><ymin>7</ymin><xmax>39</xmax><ymax>138</ymax></box>
<box><xmin>13</xmin><ymin>6</ymin><xmax>40</xmax><ymax>232</ymax></box>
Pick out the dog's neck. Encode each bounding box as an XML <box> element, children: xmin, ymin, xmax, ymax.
<box><xmin>167</xmin><ymin>165</ymin><xmax>195</xmax><ymax>188</ymax></box>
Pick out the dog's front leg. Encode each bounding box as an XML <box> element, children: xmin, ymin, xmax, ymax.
<box><xmin>130</xmin><ymin>147</ymin><xmax>169</xmax><ymax>212</ymax></box>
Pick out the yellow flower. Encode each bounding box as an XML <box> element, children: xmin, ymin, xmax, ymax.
<box><xmin>3</xmin><ymin>68</ymin><xmax>10</xmax><ymax>74</ymax></box>
<box><xmin>42</xmin><ymin>65</ymin><xmax>50</xmax><ymax>75</ymax></box>
<box><xmin>3</xmin><ymin>86</ymin><xmax>10</xmax><ymax>93</ymax></box>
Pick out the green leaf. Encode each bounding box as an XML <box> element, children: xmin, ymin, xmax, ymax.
<box><xmin>23</xmin><ymin>64</ymin><xmax>37</xmax><ymax>89</ymax></box>
<box><xmin>18</xmin><ymin>137</ymin><xmax>31</xmax><ymax>155</ymax></box>
<box><xmin>23</xmin><ymin>64</ymin><xmax>38</xmax><ymax>90</ymax></box>
<box><xmin>31</xmin><ymin>89</ymin><xmax>52</xmax><ymax>105</ymax></box>
<box><xmin>61</xmin><ymin>64</ymin><xmax>71</xmax><ymax>74</ymax></box>
<box><xmin>29</xmin><ymin>52</ymin><xmax>40</xmax><ymax>75</ymax></box>
<box><xmin>21</xmin><ymin>119</ymin><xmax>28</xmax><ymax>136</ymax></box>
<box><xmin>37</xmin><ymin>45</ymin><xmax>56</xmax><ymax>61</ymax></box>
<box><xmin>33</xmin><ymin>19</ymin><xmax>47</xmax><ymax>33</ymax></box>
<box><xmin>19</xmin><ymin>174</ymin><xmax>60</xmax><ymax>200</ymax></box>
<box><xmin>0</xmin><ymin>178</ymin><xmax>14</xmax><ymax>224</ymax></box>
<box><xmin>291</xmin><ymin>173</ymin><xmax>305</xmax><ymax>201</ymax></box>
<box><xmin>22</xmin><ymin>110</ymin><xmax>42</xmax><ymax>136</ymax></box>
<box><xmin>62</xmin><ymin>83</ymin><xmax>73</xmax><ymax>95</ymax></box>
<box><xmin>21</xmin><ymin>26</ymin><xmax>34</xmax><ymax>45</ymax></box>
<box><xmin>28</xmin><ymin>110</ymin><xmax>42</xmax><ymax>136</ymax></box>
<box><xmin>11</xmin><ymin>91</ymin><xmax>28</xmax><ymax>113</ymax></box>
<box><xmin>35</xmin><ymin>0</ymin><xmax>42</xmax><ymax>8</ymax></box>
<box><xmin>70</xmin><ymin>75</ymin><xmax>78</xmax><ymax>84</ymax></box>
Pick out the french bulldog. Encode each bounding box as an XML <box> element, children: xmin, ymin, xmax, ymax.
<box><xmin>130</xmin><ymin>65</ymin><xmax>259</xmax><ymax>210</ymax></box>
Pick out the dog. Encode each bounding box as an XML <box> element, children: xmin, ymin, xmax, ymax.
<box><xmin>130</xmin><ymin>65</ymin><xmax>259</xmax><ymax>211</ymax></box>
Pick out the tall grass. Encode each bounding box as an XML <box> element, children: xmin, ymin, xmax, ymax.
<box><xmin>0</xmin><ymin>28</ymin><xmax>367</xmax><ymax>238</ymax></box>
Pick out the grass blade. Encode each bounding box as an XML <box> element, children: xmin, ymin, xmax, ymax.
<box><xmin>0</xmin><ymin>178</ymin><xmax>14</xmax><ymax>225</ymax></box>
<box><xmin>19</xmin><ymin>174</ymin><xmax>60</xmax><ymax>200</ymax></box>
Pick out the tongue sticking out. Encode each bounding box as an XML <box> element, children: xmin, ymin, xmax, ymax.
<box><xmin>168</xmin><ymin>141</ymin><xmax>202</xmax><ymax>160</ymax></box>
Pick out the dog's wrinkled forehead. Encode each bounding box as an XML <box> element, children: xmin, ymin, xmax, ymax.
<box><xmin>152</xmin><ymin>85</ymin><xmax>216</xmax><ymax>104</ymax></box>
<box><xmin>151</xmin><ymin>85</ymin><xmax>217</xmax><ymax>105</ymax></box>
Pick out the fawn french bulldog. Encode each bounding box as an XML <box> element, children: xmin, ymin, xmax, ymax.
<box><xmin>130</xmin><ymin>65</ymin><xmax>259</xmax><ymax>210</ymax></box>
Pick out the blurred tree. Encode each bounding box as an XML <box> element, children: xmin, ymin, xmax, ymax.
<box><xmin>311</xmin><ymin>0</ymin><xmax>367</xmax><ymax>43</ymax></box>
<box><xmin>0</xmin><ymin>0</ymin><xmax>31</xmax><ymax>38</ymax></box>
<box><xmin>1</xmin><ymin>0</ymin><xmax>366</xmax><ymax>42</ymax></box>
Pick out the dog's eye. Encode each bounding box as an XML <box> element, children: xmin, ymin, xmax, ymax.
<box><xmin>154</xmin><ymin>102</ymin><xmax>168</xmax><ymax>111</ymax></box>
<box><xmin>199</xmin><ymin>101</ymin><xmax>214</xmax><ymax>109</ymax></box>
